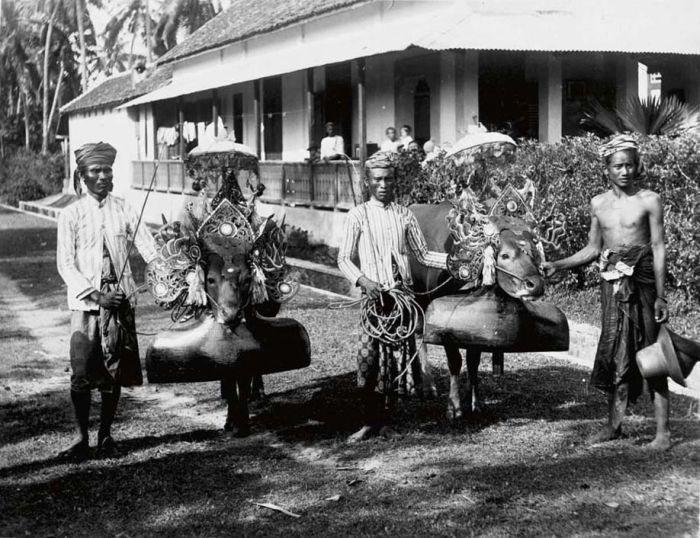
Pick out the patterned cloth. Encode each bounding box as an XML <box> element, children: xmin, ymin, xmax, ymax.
<box><xmin>592</xmin><ymin>243</ymin><xmax>659</xmax><ymax>402</ymax></box>
<box><xmin>69</xmin><ymin>244</ymin><xmax>141</xmax><ymax>390</ymax></box>
<box><xmin>337</xmin><ymin>200</ymin><xmax>447</xmax><ymax>288</ymax></box>
<box><xmin>57</xmin><ymin>193</ymin><xmax>159</xmax><ymax>311</ymax></box>
<box><xmin>357</xmin><ymin>331</ymin><xmax>420</xmax><ymax>406</ymax></box>
<box><xmin>598</xmin><ymin>134</ymin><xmax>638</xmax><ymax>160</ymax></box>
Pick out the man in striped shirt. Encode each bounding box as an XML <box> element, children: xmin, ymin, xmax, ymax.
<box><xmin>338</xmin><ymin>151</ymin><xmax>447</xmax><ymax>442</ymax></box>
<box><xmin>56</xmin><ymin>142</ymin><xmax>160</xmax><ymax>461</ymax></box>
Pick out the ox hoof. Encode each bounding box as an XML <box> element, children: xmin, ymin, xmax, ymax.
<box><xmin>446</xmin><ymin>400</ymin><xmax>463</xmax><ymax>421</ymax></box>
<box><xmin>423</xmin><ymin>385</ymin><xmax>439</xmax><ymax>400</ymax></box>
<box><xmin>224</xmin><ymin>423</ymin><xmax>250</xmax><ymax>438</ymax></box>
<box><xmin>347</xmin><ymin>425</ymin><xmax>376</xmax><ymax>443</ymax></box>
<box><xmin>468</xmin><ymin>402</ymin><xmax>483</xmax><ymax>414</ymax></box>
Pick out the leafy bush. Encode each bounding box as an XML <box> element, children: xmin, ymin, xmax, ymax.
<box><xmin>395</xmin><ymin>133</ymin><xmax>700</xmax><ymax>304</ymax></box>
<box><xmin>0</xmin><ymin>149</ymin><xmax>65</xmax><ymax>206</ymax></box>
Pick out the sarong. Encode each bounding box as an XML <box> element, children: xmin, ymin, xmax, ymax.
<box><xmin>591</xmin><ymin>244</ymin><xmax>657</xmax><ymax>403</ymax></box>
<box><xmin>69</xmin><ymin>310</ymin><xmax>115</xmax><ymax>393</ymax></box>
<box><xmin>99</xmin><ymin>243</ymin><xmax>143</xmax><ymax>387</ymax></box>
<box><xmin>357</xmin><ymin>325</ymin><xmax>421</xmax><ymax>409</ymax></box>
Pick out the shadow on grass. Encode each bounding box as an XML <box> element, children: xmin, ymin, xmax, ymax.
<box><xmin>252</xmin><ymin>362</ymin><xmax>699</xmax><ymax>447</ymax></box>
<box><xmin>1</xmin><ymin>422</ymin><xmax>697</xmax><ymax>537</ymax></box>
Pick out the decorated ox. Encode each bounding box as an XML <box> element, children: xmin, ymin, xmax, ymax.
<box><xmin>409</xmin><ymin>183</ymin><xmax>569</xmax><ymax>418</ymax></box>
<box><xmin>144</xmin><ymin>145</ymin><xmax>309</xmax><ymax>436</ymax></box>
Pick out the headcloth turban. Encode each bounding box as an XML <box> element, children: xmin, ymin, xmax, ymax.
<box><xmin>74</xmin><ymin>142</ymin><xmax>117</xmax><ymax>194</ymax></box>
<box><xmin>364</xmin><ymin>150</ymin><xmax>395</xmax><ymax>171</ymax></box>
<box><xmin>75</xmin><ymin>142</ymin><xmax>117</xmax><ymax>168</ymax></box>
<box><xmin>598</xmin><ymin>134</ymin><xmax>638</xmax><ymax>160</ymax></box>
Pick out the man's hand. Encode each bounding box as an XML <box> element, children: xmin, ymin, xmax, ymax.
<box><xmin>97</xmin><ymin>290</ymin><xmax>126</xmax><ymax>310</ymax></box>
<box><xmin>654</xmin><ymin>297</ymin><xmax>669</xmax><ymax>323</ymax></box>
<box><xmin>541</xmin><ymin>261</ymin><xmax>558</xmax><ymax>278</ymax></box>
<box><xmin>358</xmin><ymin>276</ymin><xmax>382</xmax><ymax>301</ymax></box>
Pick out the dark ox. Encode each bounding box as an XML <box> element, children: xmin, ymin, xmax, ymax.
<box><xmin>409</xmin><ymin>201</ymin><xmax>563</xmax><ymax>418</ymax></box>
<box><xmin>146</xmin><ymin>231</ymin><xmax>309</xmax><ymax>437</ymax></box>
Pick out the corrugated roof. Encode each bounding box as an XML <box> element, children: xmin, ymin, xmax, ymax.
<box><xmin>60</xmin><ymin>65</ymin><xmax>173</xmax><ymax>114</ymax></box>
<box><xmin>414</xmin><ymin>2</ymin><xmax>700</xmax><ymax>56</ymax></box>
<box><xmin>156</xmin><ymin>0</ymin><xmax>372</xmax><ymax>65</ymax></box>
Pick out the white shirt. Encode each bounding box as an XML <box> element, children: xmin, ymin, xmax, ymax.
<box><xmin>320</xmin><ymin>135</ymin><xmax>345</xmax><ymax>159</ymax></box>
<box><xmin>399</xmin><ymin>135</ymin><xmax>414</xmax><ymax>149</ymax></box>
<box><xmin>338</xmin><ymin>199</ymin><xmax>447</xmax><ymax>288</ymax></box>
<box><xmin>380</xmin><ymin>139</ymin><xmax>401</xmax><ymax>153</ymax></box>
<box><xmin>57</xmin><ymin>194</ymin><xmax>159</xmax><ymax>311</ymax></box>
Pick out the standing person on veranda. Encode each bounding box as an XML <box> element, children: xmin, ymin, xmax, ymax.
<box><xmin>337</xmin><ymin>151</ymin><xmax>447</xmax><ymax>442</ymax></box>
<box><xmin>56</xmin><ymin>142</ymin><xmax>160</xmax><ymax>461</ymax></box>
<box><xmin>543</xmin><ymin>134</ymin><xmax>671</xmax><ymax>450</ymax></box>
<box><xmin>380</xmin><ymin>126</ymin><xmax>401</xmax><ymax>153</ymax></box>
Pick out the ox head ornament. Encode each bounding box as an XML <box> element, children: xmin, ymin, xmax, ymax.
<box><xmin>446</xmin><ymin>179</ymin><xmax>560</xmax><ymax>300</ymax></box>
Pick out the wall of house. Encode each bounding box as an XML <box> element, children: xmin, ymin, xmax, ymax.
<box><xmin>66</xmin><ymin>107</ymin><xmax>140</xmax><ymax>197</ymax></box>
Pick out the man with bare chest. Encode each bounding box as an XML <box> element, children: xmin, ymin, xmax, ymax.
<box><xmin>543</xmin><ymin>135</ymin><xmax>670</xmax><ymax>450</ymax></box>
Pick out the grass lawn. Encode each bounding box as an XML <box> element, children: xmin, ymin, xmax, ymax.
<box><xmin>0</xmin><ymin>207</ymin><xmax>698</xmax><ymax>537</ymax></box>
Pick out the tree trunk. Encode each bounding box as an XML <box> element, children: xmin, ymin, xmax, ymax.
<box><xmin>22</xmin><ymin>91</ymin><xmax>31</xmax><ymax>150</ymax></box>
<box><xmin>75</xmin><ymin>0</ymin><xmax>88</xmax><ymax>92</ymax></box>
<box><xmin>42</xmin><ymin>0</ymin><xmax>61</xmax><ymax>154</ymax></box>
<box><xmin>47</xmin><ymin>60</ymin><xmax>65</xmax><ymax>143</ymax></box>
<box><xmin>144</xmin><ymin>0</ymin><xmax>152</xmax><ymax>63</ymax></box>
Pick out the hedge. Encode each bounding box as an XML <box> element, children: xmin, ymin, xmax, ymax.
<box><xmin>0</xmin><ymin>149</ymin><xmax>65</xmax><ymax>206</ymax></box>
<box><xmin>396</xmin><ymin>133</ymin><xmax>700</xmax><ymax>303</ymax></box>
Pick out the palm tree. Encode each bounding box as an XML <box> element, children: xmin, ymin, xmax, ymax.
<box><xmin>582</xmin><ymin>96</ymin><xmax>700</xmax><ymax>137</ymax></box>
<box><xmin>153</xmin><ymin>0</ymin><xmax>219</xmax><ymax>56</ymax></box>
<box><xmin>103</xmin><ymin>0</ymin><xmax>155</xmax><ymax>70</ymax></box>
<box><xmin>0</xmin><ymin>0</ymin><xmax>41</xmax><ymax>149</ymax></box>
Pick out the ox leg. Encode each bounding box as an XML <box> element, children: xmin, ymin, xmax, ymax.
<box><xmin>223</xmin><ymin>376</ymin><xmax>251</xmax><ymax>438</ymax></box>
<box><xmin>492</xmin><ymin>351</ymin><xmax>504</xmax><ymax>376</ymax></box>
<box><xmin>465</xmin><ymin>348</ymin><xmax>482</xmax><ymax>413</ymax></box>
<box><xmin>444</xmin><ymin>344</ymin><xmax>463</xmax><ymax>421</ymax></box>
<box><xmin>417</xmin><ymin>339</ymin><xmax>438</xmax><ymax>399</ymax></box>
<box><xmin>250</xmin><ymin>375</ymin><xmax>266</xmax><ymax>403</ymax></box>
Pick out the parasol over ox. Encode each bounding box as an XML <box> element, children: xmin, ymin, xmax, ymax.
<box><xmin>409</xmin><ymin>138</ymin><xmax>570</xmax><ymax>418</ymax></box>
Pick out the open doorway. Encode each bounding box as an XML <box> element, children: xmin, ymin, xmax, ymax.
<box><xmin>313</xmin><ymin>62</ymin><xmax>352</xmax><ymax>156</ymax></box>
<box><xmin>479</xmin><ymin>51</ymin><xmax>538</xmax><ymax>139</ymax></box>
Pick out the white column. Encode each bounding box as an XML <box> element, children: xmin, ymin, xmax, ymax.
<box><xmin>460</xmin><ymin>50</ymin><xmax>479</xmax><ymax>136</ymax></box>
<box><xmin>439</xmin><ymin>51</ymin><xmax>458</xmax><ymax>146</ymax></box>
<box><xmin>538</xmin><ymin>53</ymin><xmax>562</xmax><ymax>143</ymax></box>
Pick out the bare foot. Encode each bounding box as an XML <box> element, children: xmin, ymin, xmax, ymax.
<box><xmin>347</xmin><ymin>426</ymin><xmax>375</xmax><ymax>443</ymax></box>
<box><xmin>588</xmin><ymin>425</ymin><xmax>621</xmax><ymax>445</ymax></box>
<box><xmin>644</xmin><ymin>432</ymin><xmax>671</xmax><ymax>451</ymax></box>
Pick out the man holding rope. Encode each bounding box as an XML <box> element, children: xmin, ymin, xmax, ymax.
<box><xmin>338</xmin><ymin>151</ymin><xmax>447</xmax><ymax>442</ymax></box>
<box><xmin>56</xmin><ymin>142</ymin><xmax>160</xmax><ymax>461</ymax></box>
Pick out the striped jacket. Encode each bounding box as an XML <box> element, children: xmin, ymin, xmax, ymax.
<box><xmin>57</xmin><ymin>194</ymin><xmax>159</xmax><ymax>311</ymax></box>
<box><xmin>338</xmin><ymin>199</ymin><xmax>447</xmax><ymax>288</ymax></box>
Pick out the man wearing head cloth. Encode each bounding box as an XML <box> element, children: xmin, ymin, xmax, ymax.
<box><xmin>544</xmin><ymin>134</ymin><xmax>672</xmax><ymax>450</ymax></box>
<box><xmin>56</xmin><ymin>142</ymin><xmax>160</xmax><ymax>461</ymax></box>
<box><xmin>338</xmin><ymin>151</ymin><xmax>448</xmax><ymax>442</ymax></box>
